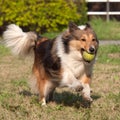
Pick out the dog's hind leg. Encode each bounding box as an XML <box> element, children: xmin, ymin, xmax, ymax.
<box><xmin>29</xmin><ymin>74</ymin><xmax>48</xmax><ymax>105</ymax></box>
<box><xmin>32</xmin><ymin>65</ymin><xmax>57</xmax><ymax>105</ymax></box>
<box><xmin>37</xmin><ymin>78</ymin><xmax>56</xmax><ymax>106</ymax></box>
<box><xmin>38</xmin><ymin>81</ymin><xmax>47</xmax><ymax>106</ymax></box>
<box><xmin>46</xmin><ymin>87</ymin><xmax>56</xmax><ymax>102</ymax></box>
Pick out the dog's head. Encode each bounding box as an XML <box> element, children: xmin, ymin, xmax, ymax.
<box><xmin>62</xmin><ymin>22</ymin><xmax>99</xmax><ymax>62</ymax></box>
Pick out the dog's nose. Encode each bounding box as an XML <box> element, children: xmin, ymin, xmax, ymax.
<box><xmin>89</xmin><ymin>46</ymin><xmax>95</xmax><ymax>53</ymax></box>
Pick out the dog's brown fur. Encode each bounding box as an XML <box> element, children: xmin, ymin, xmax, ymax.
<box><xmin>3</xmin><ymin>22</ymin><xmax>99</xmax><ymax>105</ymax></box>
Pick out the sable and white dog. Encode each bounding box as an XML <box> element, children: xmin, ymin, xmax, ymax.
<box><xmin>3</xmin><ymin>22</ymin><xmax>99</xmax><ymax>105</ymax></box>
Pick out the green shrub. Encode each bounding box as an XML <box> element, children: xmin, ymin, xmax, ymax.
<box><xmin>0</xmin><ymin>0</ymin><xmax>81</xmax><ymax>33</ymax></box>
<box><xmin>75</xmin><ymin>0</ymin><xmax>88</xmax><ymax>24</ymax></box>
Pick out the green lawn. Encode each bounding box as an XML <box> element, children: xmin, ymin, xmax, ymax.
<box><xmin>42</xmin><ymin>19</ymin><xmax>120</xmax><ymax>40</ymax></box>
<box><xmin>97</xmin><ymin>45</ymin><xmax>120</xmax><ymax>64</ymax></box>
<box><xmin>0</xmin><ymin>19</ymin><xmax>120</xmax><ymax>40</ymax></box>
<box><xmin>90</xmin><ymin>18</ymin><xmax>120</xmax><ymax>40</ymax></box>
<box><xmin>0</xmin><ymin>44</ymin><xmax>120</xmax><ymax>120</ymax></box>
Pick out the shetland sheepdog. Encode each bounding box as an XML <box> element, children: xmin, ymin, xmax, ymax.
<box><xmin>3</xmin><ymin>22</ymin><xmax>99</xmax><ymax>105</ymax></box>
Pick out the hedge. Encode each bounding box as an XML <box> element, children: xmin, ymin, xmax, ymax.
<box><xmin>0</xmin><ymin>0</ymin><xmax>87</xmax><ymax>33</ymax></box>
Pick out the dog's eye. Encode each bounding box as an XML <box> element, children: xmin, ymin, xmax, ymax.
<box><xmin>81</xmin><ymin>38</ymin><xmax>86</xmax><ymax>41</ymax></box>
<box><xmin>92</xmin><ymin>38</ymin><xmax>96</xmax><ymax>41</ymax></box>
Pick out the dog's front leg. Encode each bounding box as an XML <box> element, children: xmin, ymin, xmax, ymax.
<box><xmin>81</xmin><ymin>74</ymin><xmax>93</xmax><ymax>102</ymax></box>
<box><xmin>60</xmin><ymin>71</ymin><xmax>83</xmax><ymax>91</ymax></box>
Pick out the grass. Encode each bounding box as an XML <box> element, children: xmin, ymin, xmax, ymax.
<box><xmin>43</xmin><ymin>32</ymin><xmax>60</xmax><ymax>39</ymax></box>
<box><xmin>0</xmin><ymin>45</ymin><xmax>10</xmax><ymax>57</ymax></box>
<box><xmin>0</xmin><ymin>44</ymin><xmax>120</xmax><ymax>120</ymax></box>
<box><xmin>41</xmin><ymin>18</ymin><xmax>120</xmax><ymax>40</ymax></box>
<box><xmin>90</xmin><ymin>18</ymin><xmax>120</xmax><ymax>40</ymax></box>
<box><xmin>1</xmin><ymin>19</ymin><xmax>120</xmax><ymax>40</ymax></box>
<box><xmin>97</xmin><ymin>45</ymin><xmax>120</xmax><ymax>64</ymax></box>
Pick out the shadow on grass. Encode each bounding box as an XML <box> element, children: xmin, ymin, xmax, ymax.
<box><xmin>19</xmin><ymin>90</ymin><xmax>101</xmax><ymax>108</ymax></box>
<box><xmin>53</xmin><ymin>91</ymin><xmax>101</xmax><ymax>108</ymax></box>
<box><xmin>19</xmin><ymin>90</ymin><xmax>33</xmax><ymax>96</ymax></box>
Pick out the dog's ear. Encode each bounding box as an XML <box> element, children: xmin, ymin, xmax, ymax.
<box><xmin>86</xmin><ymin>23</ymin><xmax>91</xmax><ymax>28</ymax></box>
<box><xmin>62</xmin><ymin>31</ymin><xmax>71</xmax><ymax>40</ymax></box>
<box><xmin>69</xmin><ymin>22</ymin><xmax>79</xmax><ymax>33</ymax></box>
<box><xmin>85</xmin><ymin>23</ymin><xmax>92</xmax><ymax>30</ymax></box>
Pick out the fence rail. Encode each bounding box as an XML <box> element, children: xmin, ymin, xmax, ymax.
<box><xmin>86</xmin><ymin>0</ymin><xmax>120</xmax><ymax>21</ymax></box>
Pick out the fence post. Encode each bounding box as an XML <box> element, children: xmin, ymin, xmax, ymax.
<box><xmin>106</xmin><ymin>0</ymin><xmax>110</xmax><ymax>22</ymax></box>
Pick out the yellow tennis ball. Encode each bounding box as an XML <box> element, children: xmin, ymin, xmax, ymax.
<box><xmin>83</xmin><ymin>51</ymin><xmax>95</xmax><ymax>61</ymax></box>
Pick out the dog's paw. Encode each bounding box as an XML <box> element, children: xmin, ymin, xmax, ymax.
<box><xmin>40</xmin><ymin>98</ymin><xmax>47</xmax><ymax>106</ymax></box>
<box><xmin>83</xmin><ymin>96</ymin><xmax>93</xmax><ymax>103</ymax></box>
<box><xmin>82</xmin><ymin>96</ymin><xmax>93</xmax><ymax>108</ymax></box>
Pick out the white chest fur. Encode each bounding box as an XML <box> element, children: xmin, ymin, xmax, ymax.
<box><xmin>62</xmin><ymin>51</ymin><xmax>85</xmax><ymax>78</ymax></box>
<box><xmin>56</xmin><ymin>35</ymin><xmax>93</xmax><ymax>88</ymax></box>
<box><xmin>59</xmin><ymin>51</ymin><xmax>86</xmax><ymax>88</ymax></box>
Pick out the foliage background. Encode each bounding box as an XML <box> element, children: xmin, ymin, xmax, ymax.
<box><xmin>0</xmin><ymin>0</ymin><xmax>87</xmax><ymax>34</ymax></box>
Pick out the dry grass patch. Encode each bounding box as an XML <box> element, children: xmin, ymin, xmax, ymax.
<box><xmin>0</xmin><ymin>45</ymin><xmax>120</xmax><ymax>120</ymax></box>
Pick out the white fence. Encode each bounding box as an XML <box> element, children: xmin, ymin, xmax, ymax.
<box><xmin>86</xmin><ymin>0</ymin><xmax>120</xmax><ymax>21</ymax></box>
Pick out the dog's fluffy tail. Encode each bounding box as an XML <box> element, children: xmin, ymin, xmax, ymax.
<box><xmin>3</xmin><ymin>24</ymin><xmax>37</xmax><ymax>56</ymax></box>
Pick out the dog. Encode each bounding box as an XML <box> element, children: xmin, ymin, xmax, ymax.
<box><xmin>3</xmin><ymin>22</ymin><xmax>99</xmax><ymax>105</ymax></box>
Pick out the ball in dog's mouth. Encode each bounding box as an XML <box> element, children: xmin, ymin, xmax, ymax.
<box><xmin>83</xmin><ymin>51</ymin><xmax>95</xmax><ymax>62</ymax></box>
